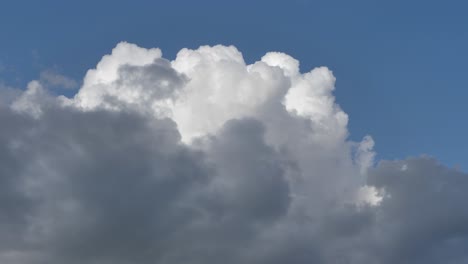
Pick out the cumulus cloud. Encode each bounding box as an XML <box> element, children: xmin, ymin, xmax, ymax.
<box><xmin>0</xmin><ymin>42</ymin><xmax>467</xmax><ymax>264</ymax></box>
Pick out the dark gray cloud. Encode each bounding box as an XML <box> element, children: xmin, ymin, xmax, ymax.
<box><xmin>0</xmin><ymin>106</ymin><xmax>36</xmax><ymax>252</ymax></box>
<box><xmin>116</xmin><ymin>58</ymin><xmax>187</xmax><ymax>100</ymax></box>
<box><xmin>0</xmin><ymin>100</ymin><xmax>293</xmax><ymax>264</ymax></box>
<box><xmin>3</xmin><ymin>102</ymin><xmax>467</xmax><ymax>264</ymax></box>
<box><xmin>365</xmin><ymin>158</ymin><xmax>468</xmax><ymax>264</ymax></box>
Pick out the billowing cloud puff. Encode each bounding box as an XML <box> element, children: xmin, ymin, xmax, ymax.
<box><xmin>1</xmin><ymin>42</ymin><xmax>467</xmax><ymax>264</ymax></box>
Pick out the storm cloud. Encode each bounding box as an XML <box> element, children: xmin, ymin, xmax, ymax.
<box><xmin>0</xmin><ymin>43</ymin><xmax>467</xmax><ymax>264</ymax></box>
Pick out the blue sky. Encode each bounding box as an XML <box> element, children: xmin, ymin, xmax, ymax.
<box><xmin>1</xmin><ymin>0</ymin><xmax>467</xmax><ymax>169</ymax></box>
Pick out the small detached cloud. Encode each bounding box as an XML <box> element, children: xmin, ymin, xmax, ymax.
<box><xmin>0</xmin><ymin>42</ymin><xmax>467</xmax><ymax>264</ymax></box>
<box><xmin>39</xmin><ymin>70</ymin><xmax>78</xmax><ymax>89</ymax></box>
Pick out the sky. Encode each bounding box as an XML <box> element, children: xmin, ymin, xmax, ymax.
<box><xmin>1</xmin><ymin>1</ymin><xmax>468</xmax><ymax>263</ymax></box>
<box><xmin>1</xmin><ymin>0</ymin><xmax>467</xmax><ymax>169</ymax></box>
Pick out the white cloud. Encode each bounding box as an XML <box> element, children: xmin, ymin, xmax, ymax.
<box><xmin>73</xmin><ymin>42</ymin><xmax>162</xmax><ymax>110</ymax></box>
<box><xmin>67</xmin><ymin>42</ymin><xmax>373</xmax><ymax>207</ymax></box>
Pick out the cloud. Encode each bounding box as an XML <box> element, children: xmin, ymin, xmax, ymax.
<box><xmin>0</xmin><ymin>83</ymin><xmax>21</xmax><ymax>106</ymax></box>
<box><xmin>365</xmin><ymin>157</ymin><xmax>468</xmax><ymax>264</ymax></box>
<box><xmin>39</xmin><ymin>70</ymin><xmax>78</xmax><ymax>90</ymax></box>
<box><xmin>0</xmin><ymin>42</ymin><xmax>467</xmax><ymax>264</ymax></box>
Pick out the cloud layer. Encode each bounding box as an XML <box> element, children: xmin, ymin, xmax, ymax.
<box><xmin>1</xmin><ymin>42</ymin><xmax>467</xmax><ymax>264</ymax></box>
